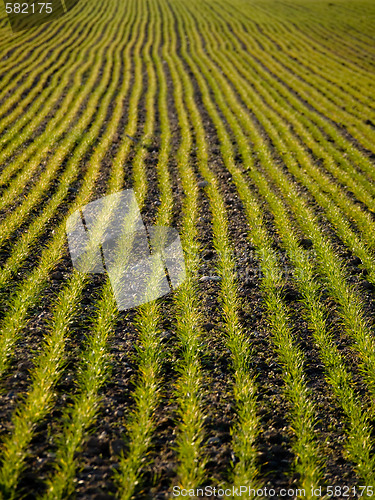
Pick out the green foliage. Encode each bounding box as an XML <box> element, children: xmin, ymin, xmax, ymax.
<box><xmin>1</xmin><ymin>0</ymin><xmax>375</xmax><ymax>498</ymax></box>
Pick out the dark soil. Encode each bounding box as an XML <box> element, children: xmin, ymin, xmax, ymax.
<box><xmin>1</xmin><ymin>3</ymin><xmax>374</xmax><ymax>500</ymax></box>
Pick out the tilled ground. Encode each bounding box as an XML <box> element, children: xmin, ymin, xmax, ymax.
<box><xmin>1</xmin><ymin>0</ymin><xmax>375</xmax><ymax>499</ymax></box>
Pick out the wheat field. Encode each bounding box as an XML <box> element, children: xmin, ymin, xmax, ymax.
<box><xmin>0</xmin><ymin>0</ymin><xmax>375</xmax><ymax>498</ymax></box>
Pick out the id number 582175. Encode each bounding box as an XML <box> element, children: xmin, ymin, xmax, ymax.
<box><xmin>5</xmin><ymin>3</ymin><xmax>53</xmax><ymax>13</ymax></box>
